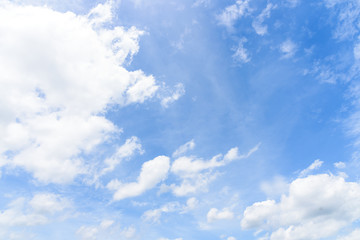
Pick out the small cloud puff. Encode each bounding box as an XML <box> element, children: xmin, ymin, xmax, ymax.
<box><xmin>280</xmin><ymin>39</ymin><xmax>297</xmax><ymax>58</ymax></box>
<box><xmin>207</xmin><ymin>208</ymin><xmax>234</xmax><ymax>222</ymax></box>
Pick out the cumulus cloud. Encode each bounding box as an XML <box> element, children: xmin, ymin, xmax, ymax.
<box><xmin>252</xmin><ymin>3</ymin><xmax>276</xmax><ymax>36</ymax></box>
<box><xmin>167</xmin><ymin>143</ymin><xmax>260</xmax><ymax>196</ymax></box>
<box><xmin>280</xmin><ymin>39</ymin><xmax>297</xmax><ymax>58</ymax></box>
<box><xmin>337</xmin><ymin>229</ymin><xmax>360</xmax><ymax>240</ymax></box>
<box><xmin>334</xmin><ymin>161</ymin><xmax>346</xmax><ymax>169</ymax></box>
<box><xmin>29</xmin><ymin>193</ymin><xmax>71</xmax><ymax>215</ymax></box>
<box><xmin>217</xmin><ymin>0</ymin><xmax>252</xmax><ymax>29</ymax></box>
<box><xmin>241</xmin><ymin>174</ymin><xmax>360</xmax><ymax>240</ymax></box>
<box><xmin>107</xmin><ymin>156</ymin><xmax>170</xmax><ymax>200</ymax></box>
<box><xmin>0</xmin><ymin>193</ymin><xmax>70</xmax><ymax>228</ymax></box>
<box><xmin>299</xmin><ymin>159</ymin><xmax>323</xmax><ymax>177</ymax></box>
<box><xmin>207</xmin><ymin>208</ymin><xmax>234</xmax><ymax>222</ymax></box>
<box><xmin>0</xmin><ymin>1</ymin><xmax>181</xmax><ymax>184</ymax></box>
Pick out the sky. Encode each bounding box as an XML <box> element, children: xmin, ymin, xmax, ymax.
<box><xmin>1</xmin><ymin>0</ymin><xmax>360</xmax><ymax>239</ymax></box>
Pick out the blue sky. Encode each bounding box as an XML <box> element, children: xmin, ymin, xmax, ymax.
<box><xmin>1</xmin><ymin>0</ymin><xmax>360</xmax><ymax>239</ymax></box>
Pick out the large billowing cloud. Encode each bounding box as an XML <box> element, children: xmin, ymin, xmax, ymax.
<box><xmin>0</xmin><ymin>1</ymin><xmax>171</xmax><ymax>184</ymax></box>
<box><xmin>241</xmin><ymin>174</ymin><xmax>360</xmax><ymax>240</ymax></box>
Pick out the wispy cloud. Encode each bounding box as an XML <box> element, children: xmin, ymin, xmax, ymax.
<box><xmin>217</xmin><ymin>0</ymin><xmax>252</xmax><ymax>30</ymax></box>
<box><xmin>232</xmin><ymin>38</ymin><xmax>251</xmax><ymax>63</ymax></box>
<box><xmin>252</xmin><ymin>3</ymin><xmax>276</xmax><ymax>36</ymax></box>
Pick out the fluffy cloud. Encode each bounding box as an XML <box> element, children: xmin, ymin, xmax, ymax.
<box><xmin>207</xmin><ymin>208</ymin><xmax>234</xmax><ymax>222</ymax></box>
<box><xmin>280</xmin><ymin>39</ymin><xmax>297</xmax><ymax>58</ymax></box>
<box><xmin>0</xmin><ymin>1</ymin><xmax>179</xmax><ymax>184</ymax></box>
<box><xmin>217</xmin><ymin>0</ymin><xmax>252</xmax><ymax>29</ymax></box>
<box><xmin>0</xmin><ymin>193</ymin><xmax>70</xmax><ymax>228</ymax></box>
<box><xmin>241</xmin><ymin>174</ymin><xmax>360</xmax><ymax>240</ymax></box>
<box><xmin>337</xmin><ymin>229</ymin><xmax>360</xmax><ymax>240</ymax></box>
<box><xmin>334</xmin><ymin>161</ymin><xmax>346</xmax><ymax>169</ymax></box>
<box><xmin>166</xmin><ymin>143</ymin><xmax>260</xmax><ymax>196</ymax></box>
<box><xmin>29</xmin><ymin>193</ymin><xmax>71</xmax><ymax>215</ymax></box>
<box><xmin>107</xmin><ymin>156</ymin><xmax>170</xmax><ymax>200</ymax></box>
<box><xmin>252</xmin><ymin>3</ymin><xmax>276</xmax><ymax>36</ymax></box>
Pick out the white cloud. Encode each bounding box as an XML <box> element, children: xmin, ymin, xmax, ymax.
<box><xmin>252</xmin><ymin>3</ymin><xmax>276</xmax><ymax>36</ymax></box>
<box><xmin>337</xmin><ymin>229</ymin><xmax>360</xmax><ymax>240</ymax></box>
<box><xmin>184</xmin><ymin>197</ymin><xmax>198</xmax><ymax>211</ymax></box>
<box><xmin>299</xmin><ymin>159</ymin><xmax>323</xmax><ymax>177</ymax></box>
<box><xmin>217</xmin><ymin>0</ymin><xmax>252</xmax><ymax>29</ymax></box>
<box><xmin>207</xmin><ymin>208</ymin><xmax>234</xmax><ymax>222</ymax></box>
<box><xmin>172</xmin><ymin>139</ymin><xmax>195</xmax><ymax>158</ymax></box>
<box><xmin>280</xmin><ymin>39</ymin><xmax>297</xmax><ymax>59</ymax></box>
<box><xmin>121</xmin><ymin>226</ymin><xmax>136</xmax><ymax>239</ymax></box>
<box><xmin>142</xmin><ymin>202</ymin><xmax>181</xmax><ymax>223</ymax></box>
<box><xmin>167</xmin><ymin>144</ymin><xmax>260</xmax><ymax>196</ymax></box>
<box><xmin>160</xmin><ymin>83</ymin><xmax>185</xmax><ymax>108</ymax></box>
<box><xmin>241</xmin><ymin>174</ymin><xmax>360</xmax><ymax>240</ymax></box>
<box><xmin>310</xmin><ymin>60</ymin><xmax>338</xmax><ymax>84</ymax></box>
<box><xmin>232</xmin><ymin>38</ymin><xmax>251</xmax><ymax>63</ymax></box>
<box><xmin>29</xmin><ymin>193</ymin><xmax>70</xmax><ymax>215</ymax></box>
<box><xmin>100</xmin><ymin>219</ymin><xmax>114</xmax><ymax>229</ymax></box>
<box><xmin>77</xmin><ymin>225</ymin><xmax>99</xmax><ymax>240</ymax></box>
<box><xmin>0</xmin><ymin>1</ymin><xmax>179</xmax><ymax>184</ymax></box>
<box><xmin>334</xmin><ymin>161</ymin><xmax>346</xmax><ymax>169</ymax></box>
<box><xmin>143</xmin><ymin>198</ymin><xmax>198</xmax><ymax>223</ymax></box>
<box><xmin>324</xmin><ymin>0</ymin><xmax>360</xmax><ymax>40</ymax></box>
<box><xmin>0</xmin><ymin>193</ymin><xmax>70</xmax><ymax>229</ymax></box>
<box><xmin>227</xmin><ymin>237</ymin><xmax>236</xmax><ymax>240</ymax></box>
<box><xmin>171</xmin><ymin>143</ymin><xmax>260</xmax><ymax>177</ymax></box>
<box><xmin>77</xmin><ymin>219</ymin><xmax>127</xmax><ymax>240</ymax></box>
<box><xmin>102</xmin><ymin>136</ymin><xmax>143</xmax><ymax>175</ymax></box>
<box><xmin>107</xmin><ymin>156</ymin><xmax>170</xmax><ymax>200</ymax></box>
<box><xmin>87</xmin><ymin>0</ymin><xmax>113</xmax><ymax>27</ymax></box>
